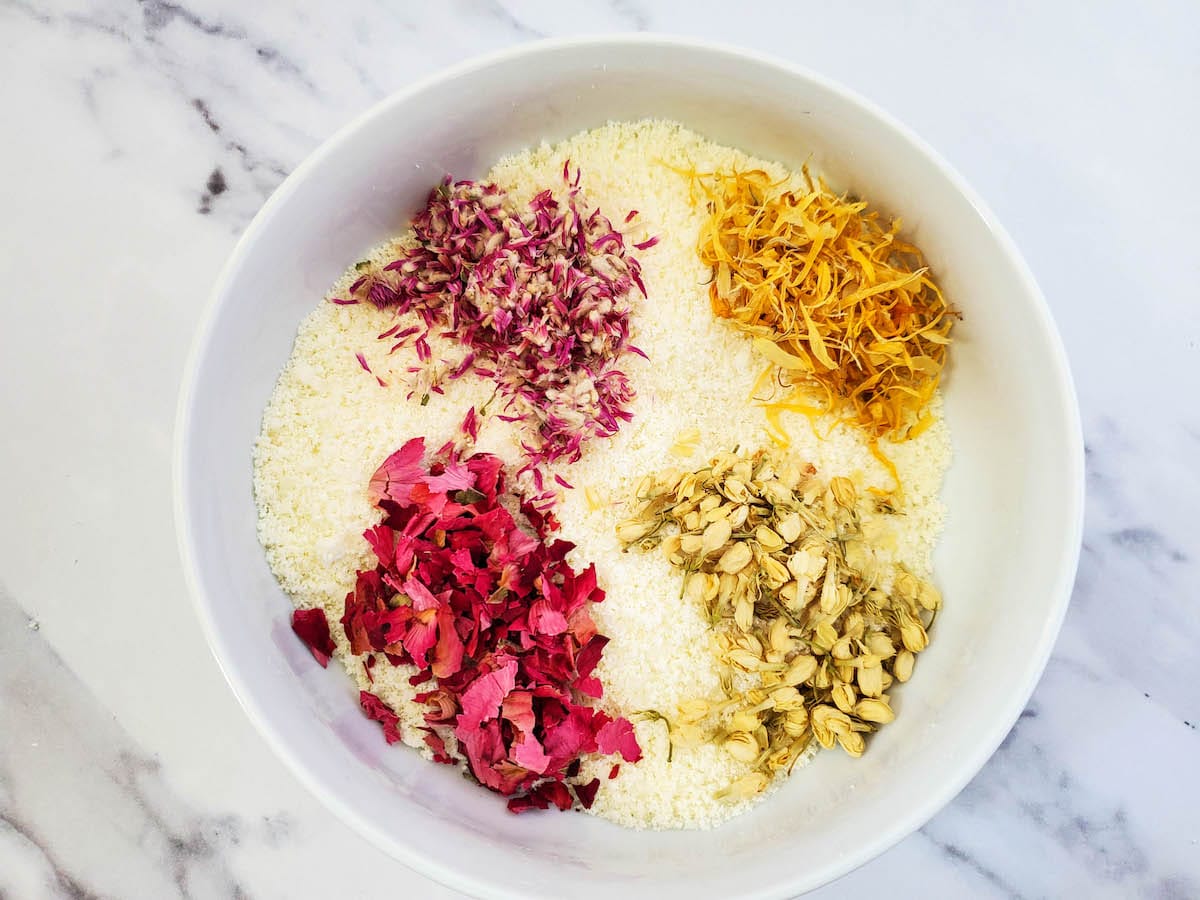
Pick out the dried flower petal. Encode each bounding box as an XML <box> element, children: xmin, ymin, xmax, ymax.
<box><xmin>596</xmin><ymin>715</ymin><xmax>643</xmax><ymax>763</ymax></box>
<box><xmin>353</xmin><ymin>172</ymin><xmax>654</xmax><ymax>479</ymax></box>
<box><xmin>506</xmin><ymin>779</ymin><xmax>574</xmax><ymax>815</ymax></box>
<box><xmin>690</xmin><ymin>166</ymin><xmax>956</xmax><ymax>478</ymax></box>
<box><xmin>457</xmin><ymin>659</ymin><xmax>518</xmax><ymax>733</ymax></box>
<box><xmin>360</xmin><ymin>691</ymin><xmax>402</xmax><ymax>744</ymax></box>
<box><xmin>291</xmin><ymin>607</ymin><xmax>335</xmax><ymax>667</ymax></box>
<box><xmin>573</xmin><ymin>777</ymin><xmax>601</xmax><ymax>809</ymax></box>
<box><xmin>336</xmin><ymin>438</ymin><xmax>637</xmax><ymax>813</ymax></box>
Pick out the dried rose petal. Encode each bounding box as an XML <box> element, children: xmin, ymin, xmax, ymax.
<box><xmin>507</xmin><ymin>779</ymin><xmax>573</xmax><ymax>815</ymax></box>
<box><xmin>541</xmin><ymin>780</ymin><xmax>574</xmax><ymax>812</ymax></box>
<box><xmin>457</xmin><ymin>659</ymin><xmax>518</xmax><ymax>733</ymax></box>
<box><xmin>422</xmin><ymin>728</ymin><xmax>454</xmax><ymax>765</ymax></box>
<box><xmin>501</xmin><ymin>690</ymin><xmax>536</xmax><ymax>735</ymax></box>
<box><xmin>573</xmin><ymin>634</ymin><xmax>608</xmax><ymax>698</ymax></box>
<box><xmin>332</xmin><ymin>438</ymin><xmax>639</xmax><ymax>813</ymax></box>
<box><xmin>527</xmin><ymin>598</ymin><xmax>569</xmax><ymax>636</ymax></box>
<box><xmin>511</xmin><ymin>733</ymin><xmax>551</xmax><ymax>775</ymax></box>
<box><xmin>596</xmin><ymin>715</ymin><xmax>642</xmax><ymax>763</ymax></box>
<box><xmin>291</xmin><ymin>607</ymin><xmax>335</xmax><ymax>667</ymax></box>
<box><xmin>505</xmin><ymin>791</ymin><xmax>547</xmax><ymax>815</ymax></box>
<box><xmin>351</xmin><ymin>172</ymin><xmax>655</xmax><ymax>480</ymax></box>
<box><xmin>573</xmin><ymin>777</ymin><xmax>601</xmax><ymax>809</ymax></box>
<box><xmin>360</xmin><ymin>691</ymin><xmax>402</xmax><ymax>744</ymax></box>
<box><xmin>430</xmin><ymin>609</ymin><xmax>464</xmax><ymax>679</ymax></box>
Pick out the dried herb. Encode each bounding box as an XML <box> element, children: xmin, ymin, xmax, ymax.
<box><xmin>340</xmin><ymin>437</ymin><xmax>638</xmax><ymax>812</ymax></box>
<box><xmin>360</xmin><ymin>690</ymin><xmax>403</xmax><ymax>744</ymax></box>
<box><xmin>349</xmin><ymin>166</ymin><xmax>654</xmax><ymax>481</ymax></box>
<box><xmin>685</xmin><ymin>167</ymin><xmax>955</xmax><ymax>479</ymax></box>
<box><xmin>291</xmin><ymin>608</ymin><xmax>335</xmax><ymax>667</ymax></box>
<box><xmin>618</xmin><ymin>447</ymin><xmax>941</xmax><ymax>797</ymax></box>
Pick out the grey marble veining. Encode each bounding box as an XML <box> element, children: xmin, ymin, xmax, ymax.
<box><xmin>1</xmin><ymin>0</ymin><xmax>1197</xmax><ymax>897</ymax></box>
<box><xmin>1</xmin><ymin>589</ymin><xmax>251</xmax><ymax>899</ymax></box>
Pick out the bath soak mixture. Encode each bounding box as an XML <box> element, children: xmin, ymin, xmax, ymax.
<box><xmin>253</xmin><ymin>120</ymin><xmax>952</xmax><ymax>829</ymax></box>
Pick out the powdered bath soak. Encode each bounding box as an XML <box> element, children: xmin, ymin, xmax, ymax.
<box><xmin>253</xmin><ymin>120</ymin><xmax>955</xmax><ymax>829</ymax></box>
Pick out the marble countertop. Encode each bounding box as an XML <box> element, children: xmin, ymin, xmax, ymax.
<box><xmin>2</xmin><ymin>1</ymin><xmax>1197</xmax><ymax>897</ymax></box>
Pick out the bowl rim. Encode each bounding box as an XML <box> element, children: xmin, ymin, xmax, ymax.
<box><xmin>174</xmin><ymin>32</ymin><xmax>1085</xmax><ymax>899</ymax></box>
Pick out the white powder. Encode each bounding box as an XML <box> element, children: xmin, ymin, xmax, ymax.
<box><xmin>253</xmin><ymin>120</ymin><xmax>950</xmax><ymax>830</ymax></box>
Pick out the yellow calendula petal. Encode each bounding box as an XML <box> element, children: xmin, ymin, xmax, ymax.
<box><xmin>687</xmin><ymin>166</ymin><xmax>956</xmax><ymax>479</ymax></box>
<box><xmin>804</xmin><ymin>313</ymin><xmax>837</xmax><ymax>371</ymax></box>
<box><xmin>752</xmin><ymin>337</ymin><xmax>812</xmax><ymax>371</ymax></box>
<box><xmin>908</xmin><ymin>355</ymin><xmax>942</xmax><ymax>375</ymax></box>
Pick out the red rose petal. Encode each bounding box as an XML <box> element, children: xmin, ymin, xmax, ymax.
<box><xmin>291</xmin><ymin>608</ymin><xmax>335</xmax><ymax>667</ymax></box>
<box><xmin>458</xmin><ymin>719</ymin><xmax>509</xmax><ymax>791</ymax></box>
<box><xmin>511</xmin><ymin>734</ymin><xmax>551</xmax><ymax>775</ymax></box>
<box><xmin>430</xmin><ymin>609</ymin><xmax>464</xmax><ymax>679</ymax></box>
<box><xmin>425</xmin><ymin>457</ymin><xmax>474</xmax><ymax>493</ymax></box>
<box><xmin>507</xmin><ymin>779</ymin><xmax>574</xmax><ymax>815</ymax></box>
<box><xmin>505</xmin><ymin>792</ymin><xmax>547</xmax><ymax>815</ymax></box>
<box><xmin>542</xmin><ymin>780</ymin><xmax>574</xmax><ymax>811</ymax></box>
<box><xmin>363</xmin><ymin>524</ymin><xmax>396</xmax><ymax>570</ymax></box>
<box><xmin>319</xmin><ymin>439</ymin><xmax>636</xmax><ymax>814</ymax></box>
<box><xmin>359</xmin><ymin>691</ymin><xmax>402</xmax><ymax>744</ymax></box>
<box><xmin>528</xmin><ymin>598</ymin><xmax>569</xmax><ymax>636</ymax></box>
<box><xmin>573</xmin><ymin>778</ymin><xmax>601</xmax><ymax>809</ymax></box>
<box><xmin>575</xmin><ymin>634</ymin><xmax>608</xmax><ymax>680</ymax></box>
<box><xmin>367</xmin><ymin>437</ymin><xmax>427</xmax><ymax>506</ymax></box>
<box><xmin>457</xmin><ymin>659</ymin><xmax>518</xmax><ymax>733</ymax></box>
<box><xmin>543</xmin><ymin>705</ymin><xmax>598</xmax><ymax>763</ymax></box>
<box><xmin>596</xmin><ymin>716</ymin><xmax>642</xmax><ymax>763</ymax></box>
<box><xmin>501</xmin><ymin>690</ymin><xmax>536</xmax><ymax>735</ymax></box>
<box><xmin>400</xmin><ymin>608</ymin><xmax>438</xmax><ymax>666</ymax></box>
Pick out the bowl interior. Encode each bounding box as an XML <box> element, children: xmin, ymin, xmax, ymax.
<box><xmin>177</xmin><ymin>38</ymin><xmax>1082</xmax><ymax>900</ymax></box>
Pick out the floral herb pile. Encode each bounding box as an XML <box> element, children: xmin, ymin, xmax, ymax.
<box><xmin>343</xmin><ymin>166</ymin><xmax>656</xmax><ymax>485</ymax></box>
<box><xmin>292</xmin><ymin>437</ymin><xmax>641</xmax><ymax>813</ymax></box>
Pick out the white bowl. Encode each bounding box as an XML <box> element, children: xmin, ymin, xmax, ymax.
<box><xmin>175</xmin><ymin>36</ymin><xmax>1083</xmax><ymax>899</ymax></box>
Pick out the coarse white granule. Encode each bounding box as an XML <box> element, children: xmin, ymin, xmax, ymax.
<box><xmin>252</xmin><ymin>119</ymin><xmax>951</xmax><ymax>830</ymax></box>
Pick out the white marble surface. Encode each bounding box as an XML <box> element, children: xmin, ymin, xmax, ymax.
<box><xmin>2</xmin><ymin>1</ymin><xmax>1197</xmax><ymax>897</ymax></box>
